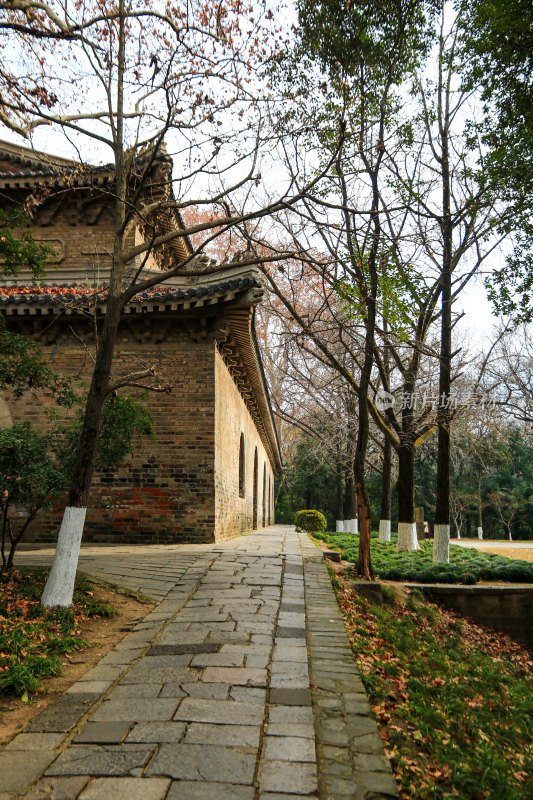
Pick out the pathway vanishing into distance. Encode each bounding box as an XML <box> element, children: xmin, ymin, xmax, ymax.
<box><xmin>3</xmin><ymin>526</ymin><xmax>397</xmax><ymax>800</ymax></box>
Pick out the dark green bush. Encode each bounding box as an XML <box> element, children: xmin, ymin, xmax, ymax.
<box><xmin>294</xmin><ymin>509</ymin><xmax>327</xmax><ymax>533</ymax></box>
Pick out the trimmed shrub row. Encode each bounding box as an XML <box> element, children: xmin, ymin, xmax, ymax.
<box><xmin>312</xmin><ymin>532</ymin><xmax>533</xmax><ymax>584</ymax></box>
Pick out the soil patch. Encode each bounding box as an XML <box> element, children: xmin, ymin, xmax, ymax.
<box><xmin>0</xmin><ymin>580</ymin><xmax>155</xmax><ymax>748</ymax></box>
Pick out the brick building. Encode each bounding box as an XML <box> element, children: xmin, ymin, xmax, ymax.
<box><xmin>0</xmin><ymin>140</ymin><xmax>281</xmax><ymax>544</ymax></box>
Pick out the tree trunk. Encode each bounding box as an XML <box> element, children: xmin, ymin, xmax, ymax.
<box><xmin>41</xmin><ymin>0</ymin><xmax>128</xmax><ymax>608</ymax></box>
<box><xmin>349</xmin><ymin>475</ymin><xmax>357</xmax><ymax>535</ymax></box>
<box><xmin>343</xmin><ymin>472</ymin><xmax>353</xmax><ymax>532</ymax></box>
<box><xmin>354</xmin><ymin>280</ymin><xmax>376</xmax><ymax>577</ymax></box>
<box><xmin>433</xmin><ymin>56</ymin><xmax>452</xmax><ymax>565</ymax></box>
<box><xmin>355</xmin><ymin>283</ymin><xmax>376</xmax><ymax>578</ymax></box>
<box><xmin>396</xmin><ymin>442</ymin><xmax>418</xmax><ymax>550</ymax></box>
<box><xmin>477</xmin><ymin>474</ymin><xmax>483</xmax><ymax>539</ymax></box>
<box><xmin>336</xmin><ymin>461</ymin><xmax>344</xmax><ymax>532</ymax></box>
<box><xmin>378</xmin><ymin>435</ymin><xmax>392</xmax><ymax>541</ymax></box>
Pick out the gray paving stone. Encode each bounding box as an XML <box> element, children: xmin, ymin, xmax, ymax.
<box><xmin>174</xmin><ymin>698</ymin><xmax>264</xmax><ymax>726</ymax></box>
<box><xmin>277</xmin><ymin>613</ymin><xmax>306</xmax><ymax>627</ymax></box>
<box><xmin>272</xmin><ymin>646</ymin><xmax>308</xmax><ymax>663</ymax></box>
<box><xmin>67</xmin><ymin>681</ymin><xmax>114</xmax><ymax>694</ymax></box>
<box><xmin>202</xmin><ymin>667</ymin><xmax>267</xmax><ymax>686</ymax></box>
<box><xmin>275</xmin><ymin>627</ymin><xmax>306</xmax><ymax>639</ymax></box>
<box><xmin>119</xmin><ymin>665</ymin><xmax>194</xmax><ymax>684</ymax></box>
<box><xmin>229</xmin><ymin>686</ymin><xmax>267</xmax><ymax>704</ymax></box>
<box><xmin>264</xmin><ymin>736</ymin><xmax>315</xmax><ymax>762</ymax></box>
<box><xmin>125</xmin><ymin>721</ymin><xmax>187</xmax><ymax>744</ymax></box>
<box><xmin>45</xmin><ymin>745</ymin><xmax>155</xmax><ymax>777</ymax></box>
<box><xmin>320</xmin><ymin>775</ymin><xmax>358</xmax><ymax>795</ymax></box>
<box><xmin>279</xmin><ymin>600</ymin><xmax>305</xmax><ymax>610</ymax></box>
<box><xmin>78</xmin><ymin>665</ymin><xmax>125</xmax><ymax>682</ymax></box>
<box><xmin>178</xmin><ymin>621</ymin><xmax>237</xmax><ymax>634</ymax></box>
<box><xmin>266</xmin><ymin>723</ymin><xmax>314</xmax><ymax>739</ymax></box>
<box><xmin>98</xmin><ymin>649</ymin><xmax>144</xmax><ymax>665</ymax></box>
<box><xmin>147</xmin><ymin>643</ymin><xmax>219</xmax><ymax>656</ymax></box>
<box><xmin>160</xmin><ymin>682</ymin><xmax>226</xmax><ymax>700</ymax></box>
<box><xmin>346</xmin><ymin>732</ymin><xmax>387</xmax><ymax>754</ymax></box>
<box><xmin>4</xmin><ymin>733</ymin><xmax>64</xmax><ymax>751</ymax></box>
<box><xmin>166</xmin><ymin>782</ymin><xmax>254</xmax><ymax>800</ymax></box>
<box><xmin>90</xmin><ymin>698</ymin><xmax>180</xmax><ymax>722</ymax></box>
<box><xmin>251</xmin><ymin>634</ymin><xmax>273</xmax><ymax>645</ymax></box>
<box><xmin>178</xmin><ymin>609</ymin><xmax>230</xmax><ymax>622</ymax></box>
<box><xmin>24</xmin><ymin>776</ymin><xmax>90</xmax><ymax>800</ymax></box>
<box><xmin>270</xmin><ymin>663</ymin><xmax>309</xmax><ymax>682</ymax></box>
<box><xmin>354</xmin><ymin>752</ymin><xmax>394</xmax><ymax>772</ymax></box>
<box><xmin>284</xmin><ymin>564</ymin><xmax>304</xmax><ymax>575</ymax></box>
<box><xmin>111</xmin><ymin>684</ymin><xmax>162</xmax><ymax>698</ymax></box>
<box><xmin>184</xmin><ymin>723</ymin><xmax>260</xmax><ymax>748</ymax></box>
<box><xmin>244</xmin><ymin>654</ymin><xmax>269</xmax><ymax>668</ymax></box>
<box><xmin>128</xmin><ymin>654</ymin><xmax>191</xmax><ymax>667</ymax></box>
<box><xmin>346</xmin><ymin>715</ymin><xmax>381</xmax><ymax>739</ymax></box>
<box><xmin>260</xmin><ymin>760</ymin><xmax>318</xmax><ymax>795</ymax></box>
<box><xmin>74</xmin><ymin>722</ymin><xmax>132</xmax><ymax>744</ymax></box>
<box><xmin>358</xmin><ymin>770</ymin><xmax>399</xmax><ymax>796</ymax></box>
<box><xmin>269</xmin><ymin>688</ymin><xmax>312</xmax><ymax>706</ymax></box>
<box><xmin>190</xmin><ymin>651</ymin><xmax>244</xmax><ymax>667</ymax></box>
<box><xmin>258</xmin><ymin>795</ymin><xmax>314</xmax><ymax>800</ymax></box>
<box><xmin>0</xmin><ymin>751</ymin><xmax>56</xmax><ymax>792</ymax></box>
<box><xmin>26</xmin><ymin>694</ymin><xmax>97</xmax><ymax>733</ymax></box>
<box><xmin>146</xmin><ymin>743</ymin><xmax>256</xmax><ymax>783</ymax></box>
<box><xmin>78</xmin><ymin>777</ymin><xmax>171</xmax><ymax>800</ymax></box>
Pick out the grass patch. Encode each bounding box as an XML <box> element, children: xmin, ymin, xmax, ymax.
<box><xmin>314</xmin><ymin>531</ymin><xmax>533</xmax><ymax>584</ymax></box>
<box><xmin>0</xmin><ymin>569</ymin><xmax>116</xmax><ymax>697</ymax></box>
<box><xmin>332</xmin><ymin>577</ymin><xmax>533</xmax><ymax>800</ymax></box>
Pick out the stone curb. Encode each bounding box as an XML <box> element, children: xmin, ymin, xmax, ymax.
<box><xmin>299</xmin><ymin>534</ymin><xmax>399</xmax><ymax>800</ymax></box>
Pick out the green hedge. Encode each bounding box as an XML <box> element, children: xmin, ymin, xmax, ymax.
<box><xmin>312</xmin><ymin>532</ymin><xmax>533</xmax><ymax>584</ymax></box>
<box><xmin>294</xmin><ymin>509</ymin><xmax>327</xmax><ymax>533</ymax></box>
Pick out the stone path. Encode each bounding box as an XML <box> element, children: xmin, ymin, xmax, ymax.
<box><xmin>2</xmin><ymin>526</ymin><xmax>397</xmax><ymax>800</ymax></box>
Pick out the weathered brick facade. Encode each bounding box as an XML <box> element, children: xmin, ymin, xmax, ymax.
<box><xmin>214</xmin><ymin>348</ymin><xmax>275</xmax><ymax>541</ymax></box>
<box><xmin>0</xmin><ymin>140</ymin><xmax>281</xmax><ymax>544</ymax></box>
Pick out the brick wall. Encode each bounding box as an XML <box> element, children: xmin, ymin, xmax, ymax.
<box><xmin>214</xmin><ymin>348</ymin><xmax>275</xmax><ymax>541</ymax></box>
<box><xmin>5</xmin><ymin>311</ymin><xmax>218</xmax><ymax>544</ymax></box>
<box><xmin>5</xmin><ymin>192</ymin><xmax>153</xmax><ymax>284</ymax></box>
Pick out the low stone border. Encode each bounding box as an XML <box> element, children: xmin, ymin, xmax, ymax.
<box><xmin>409</xmin><ymin>583</ymin><xmax>533</xmax><ymax>646</ymax></box>
<box><xmin>299</xmin><ymin>533</ymin><xmax>398</xmax><ymax>800</ymax></box>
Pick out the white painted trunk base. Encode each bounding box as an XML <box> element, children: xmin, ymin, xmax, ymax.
<box><xmin>477</xmin><ymin>527</ymin><xmax>484</xmax><ymax>540</ymax></box>
<box><xmin>433</xmin><ymin>523</ymin><xmax>450</xmax><ymax>563</ymax></box>
<box><xmin>344</xmin><ymin>519</ymin><xmax>358</xmax><ymax>535</ymax></box>
<box><xmin>397</xmin><ymin>522</ymin><xmax>419</xmax><ymax>551</ymax></box>
<box><xmin>336</xmin><ymin>520</ymin><xmax>344</xmax><ymax>533</ymax></box>
<box><xmin>41</xmin><ymin>507</ymin><xmax>87</xmax><ymax>608</ymax></box>
<box><xmin>378</xmin><ymin>520</ymin><xmax>391</xmax><ymax>542</ymax></box>
<box><xmin>456</xmin><ymin>530</ymin><xmax>462</xmax><ymax>540</ymax></box>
